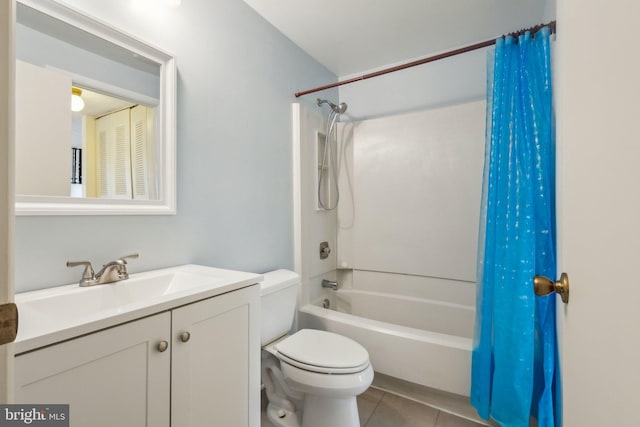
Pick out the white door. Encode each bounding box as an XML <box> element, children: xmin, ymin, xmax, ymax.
<box><xmin>0</xmin><ymin>0</ymin><xmax>15</xmax><ymax>404</ymax></box>
<box><xmin>557</xmin><ymin>0</ymin><xmax>640</xmax><ymax>425</ymax></box>
<box><xmin>96</xmin><ymin>108</ymin><xmax>133</xmax><ymax>199</ymax></box>
<box><xmin>130</xmin><ymin>105</ymin><xmax>152</xmax><ymax>200</ymax></box>
<box><xmin>14</xmin><ymin>60</ymin><xmax>72</xmax><ymax>197</ymax></box>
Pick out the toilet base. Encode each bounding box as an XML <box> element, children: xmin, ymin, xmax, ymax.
<box><xmin>266</xmin><ymin>404</ymin><xmax>300</xmax><ymax>427</ymax></box>
<box><xmin>301</xmin><ymin>395</ymin><xmax>360</xmax><ymax>427</ymax></box>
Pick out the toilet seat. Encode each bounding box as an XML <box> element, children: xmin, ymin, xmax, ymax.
<box><xmin>275</xmin><ymin>329</ymin><xmax>370</xmax><ymax>374</ymax></box>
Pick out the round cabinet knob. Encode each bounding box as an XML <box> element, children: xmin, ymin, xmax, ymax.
<box><xmin>180</xmin><ymin>331</ymin><xmax>191</xmax><ymax>343</ymax></box>
<box><xmin>157</xmin><ymin>340</ymin><xmax>169</xmax><ymax>353</ymax></box>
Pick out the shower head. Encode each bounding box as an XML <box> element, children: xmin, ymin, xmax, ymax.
<box><xmin>334</xmin><ymin>102</ymin><xmax>348</xmax><ymax>114</ymax></box>
<box><xmin>317</xmin><ymin>98</ymin><xmax>348</xmax><ymax>115</ymax></box>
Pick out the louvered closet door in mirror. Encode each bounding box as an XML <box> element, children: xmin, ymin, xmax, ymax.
<box><xmin>95</xmin><ymin>109</ymin><xmax>132</xmax><ymax>199</ymax></box>
<box><xmin>94</xmin><ymin>106</ymin><xmax>155</xmax><ymax>200</ymax></box>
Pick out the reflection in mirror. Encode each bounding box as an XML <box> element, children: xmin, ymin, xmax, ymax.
<box><xmin>70</xmin><ymin>89</ymin><xmax>157</xmax><ymax>200</ymax></box>
<box><xmin>15</xmin><ymin>0</ymin><xmax>176</xmax><ymax>215</ymax></box>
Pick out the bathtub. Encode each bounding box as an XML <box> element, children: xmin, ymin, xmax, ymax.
<box><xmin>298</xmin><ymin>287</ymin><xmax>474</xmax><ymax>396</ymax></box>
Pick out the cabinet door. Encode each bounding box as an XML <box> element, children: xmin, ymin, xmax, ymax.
<box><xmin>171</xmin><ymin>285</ymin><xmax>260</xmax><ymax>427</ymax></box>
<box><xmin>14</xmin><ymin>312</ymin><xmax>171</xmax><ymax>427</ymax></box>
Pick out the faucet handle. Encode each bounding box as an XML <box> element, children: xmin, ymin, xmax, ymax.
<box><xmin>114</xmin><ymin>254</ymin><xmax>138</xmax><ymax>280</ymax></box>
<box><xmin>66</xmin><ymin>261</ymin><xmax>97</xmax><ymax>286</ymax></box>
<box><xmin>66</xmin><ymin>261</ymin><xmax>95</xmax><ymax>278</ymax></box>
<box><xmin>118</xmin><ymin>253</ymin><xmax>139</xmax><ymax>264</ymax></box>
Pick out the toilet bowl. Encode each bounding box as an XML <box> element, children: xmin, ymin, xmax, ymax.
<box><xmin>260</xmin><ymin>270</ymin><xmax>373</xmax><ymax>427</ymax></box>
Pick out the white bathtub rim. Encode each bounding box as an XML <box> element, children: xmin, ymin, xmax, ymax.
<box><xmin>299</xmin><ymin>304</ymin><xmax>472</xmax><ymax>351</ymax></box>
<box><xmin>332</xmin><ymin>288</ymin><xmax>475</xmax><ymax>312</ymax></box>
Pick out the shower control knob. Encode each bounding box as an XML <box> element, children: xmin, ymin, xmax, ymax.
<box><xmin>319</xmin><ymin>242</ymin><xmax>331</xmax><ymax>259</ymax></box>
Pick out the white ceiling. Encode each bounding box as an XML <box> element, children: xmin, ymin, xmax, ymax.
<box><xmin>243</xmin><ymin>0</ymin><xmax>550</xmax><ymax>77</ymax></box>
<box><xmin>74</xmin><ymin>88</ymin><xmax>135</xmax><ymax>117</ymax></box>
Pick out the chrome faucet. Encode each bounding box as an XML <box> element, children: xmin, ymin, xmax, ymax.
<box><xmin>95</xmin><ymin>259</ymin><xmax>128</xmax><ymax>284</ymax></box>
<box><xmin>67</xmin><ymin>253</ymin><xmax>139</xmax><ymax>286</ymax></box>
<box><xmin>65</xmin><ymin>260</ymin><xmax>96</xmax><ymax>287</ymax></box>
<box><xmin>321</xmin><ymin>279</ymin><xmax>338</xmax><ymax>290</ymax></box>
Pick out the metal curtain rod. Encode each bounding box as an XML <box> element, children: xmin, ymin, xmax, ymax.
<box><xmin>294</xmin><ymin>20</ymin><xmax>557</xmax><ymax>98</ymax></box>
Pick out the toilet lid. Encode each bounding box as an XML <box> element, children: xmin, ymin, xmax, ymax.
<box><xmin>275</xmin><ymin>329</ymin><xmax>370</xmax><ymax>374</ymax></box>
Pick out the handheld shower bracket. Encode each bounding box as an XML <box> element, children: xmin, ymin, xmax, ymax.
<box><xmin>316</xmin><ymin>98</ymin><xmax>348</xmax><ymax>211</ymax></box>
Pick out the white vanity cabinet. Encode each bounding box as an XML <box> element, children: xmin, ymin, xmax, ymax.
<box><xmin>14</xmin><ymin>284</ymin><xmax>260</xmax><ymax>427</ymax></box>
<box><xmin>14</xmin><ymin>311</ymin><xmax>171</xmax><ymax>426</ymax></box>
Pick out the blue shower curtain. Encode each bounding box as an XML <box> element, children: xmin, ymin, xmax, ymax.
<box><xmin>470</xmin><ymin>27</ymin><xmax>560</xmax><ymax>427</ymax></box>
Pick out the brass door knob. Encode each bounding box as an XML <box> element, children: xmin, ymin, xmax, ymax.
<box><xmin>0</xmin><ymin>303</ymin><xmax>18</xmax><ymax>346</ymax></box>
<box><xmin>533</xmin><ymin>272</ymin><xmax>569</xmax><ymax>304</ymax></box>
<box><xmin>180</xmin><ymin>331</ymin><xmax>191</xmax><ymax>343</ymax></box>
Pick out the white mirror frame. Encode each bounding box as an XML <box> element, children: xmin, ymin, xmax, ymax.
<box><xmin>15</xmin><ymin>0</ymin><xmax>176</xmax><ymax>215</ymax></box>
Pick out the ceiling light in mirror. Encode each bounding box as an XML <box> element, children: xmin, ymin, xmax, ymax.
<box><xmin>71</xmin><ymin>87</ymin><xmax>84</xmax><ymax>112</ymax></box>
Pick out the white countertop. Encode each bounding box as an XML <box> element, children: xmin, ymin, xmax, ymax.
<box><xmin>14</xmin><ymin>264</ymin><xmax>263</xmax><ymax>354</ymax></box>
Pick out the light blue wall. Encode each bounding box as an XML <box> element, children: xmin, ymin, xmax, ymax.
<box><xmin>543</xmin><ymin>0</ymin><xmax>556</xmax><ymax>22</ymax></box>
<box><xmin>338</xmin><ymin>48</ymin><xmax>490</xmax><ymax>121</ymax></box>
<box><xmin>15</xmin><ymin>0</ymin><xmax>337</xmax><ymax>292</ymax></box>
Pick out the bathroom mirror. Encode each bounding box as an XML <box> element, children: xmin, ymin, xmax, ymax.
<box><xmin>15</xmin><ymin>0</ymin><xmax>176</xmax><ymax>215</ymax></box>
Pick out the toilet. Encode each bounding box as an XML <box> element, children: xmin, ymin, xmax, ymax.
<box><xmin>260</xmin><ymin>270</ymin><xmax>374</xmax><ymax>427</ymax></box>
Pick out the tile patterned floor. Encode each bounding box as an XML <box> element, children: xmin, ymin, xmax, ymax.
<box><xmin>262</xmin><ymin>383</ymin><xmax>488</xmax><ymax>427</ymax></box>
<box><xmin>356</xmin><ymin>387</ymin><xmax>485</xmax><ymax>427</ymax></box>
<box><xmin>369</xmin><ymin>373</ymin><xmax>494</xmax><ymax>426</ymax></box>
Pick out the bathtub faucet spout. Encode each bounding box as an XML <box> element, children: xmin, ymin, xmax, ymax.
<box><xmin>322</xmin><ymin>279</ymin><xmax>338</xmax><ymax>290</ymax></box>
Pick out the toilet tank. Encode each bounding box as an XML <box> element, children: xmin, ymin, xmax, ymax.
<box><xmin>260</xmin><ymin>269</ymin><xmax>300</xmax><ymax>346</ymax></box>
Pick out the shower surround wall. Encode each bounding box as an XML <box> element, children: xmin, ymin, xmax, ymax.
<box><xmin>337</xmin><ymin>101</ymin><xmax>485</xmax><ymax>286</ymax></box>
<box><xmin>325</xmin><ymin>100</ymin><xmax>485</xmax><ymax>394</ymax></box>
<box><xmin>292</xmin><ymin>103</ymin><xmax>338</xmax><ymax>308</ymax></box>
<box><xmin>295</xmin><ymin>99</ymin><xmax>486</xmax><ymax>395</ymax></box>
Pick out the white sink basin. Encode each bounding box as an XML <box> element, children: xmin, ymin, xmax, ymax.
<box><xmin>20</xmin><ymin>271</ymin><xmax>222</xmax><ymax>320</ymax></box>
<box><xmin>14</xmin><ymin>264</ymin><xmax>262</xmax><ymax>353</ymax></box>
<box><xmin>112</xmin><ymin>270</ymin><xmax>225</xmax><ymax>305</ymax></box>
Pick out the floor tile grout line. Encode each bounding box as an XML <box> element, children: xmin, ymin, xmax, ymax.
<box><xmin>434</xmin><ymin>410</ymin><xmax>442</xmax><ymax>427</ymax></box>
<box><xmin>369</xmin><ymin>385</ymin><xmax>491</xmax><ymax>426</ymax></box>
<box><xmin>362</xmin><ymin>390</ymin><xmax>385</xmax><ymax>426</ymax></box>
<box><xmin>262</xmin><ymin>386</ymin><xmax>486</xmax><ymax>427</ymax></box>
